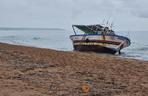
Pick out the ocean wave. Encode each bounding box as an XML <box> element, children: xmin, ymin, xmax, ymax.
<box><xmin>131</xmin><ymin>47</ymin><xmax>148</xmax><ymax>51</ymax></box>
<box><xmin>32</xmin><ymin>37</ymin><xmax>42</xmax><ymax>40</ymax></box>
<box><xmin>1</xmin><ymin>36</ymin><xmax>18</xmax><ymax>39</ymax></box>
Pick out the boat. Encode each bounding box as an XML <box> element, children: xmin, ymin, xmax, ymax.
<box><xmin>70</xmin><ymin>24</ymin><xmax>131</xmax><ymax>54</ymax></box>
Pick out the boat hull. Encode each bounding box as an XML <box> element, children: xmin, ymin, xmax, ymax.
<box><xmin>70</xmin><ymin>34</ymin><xmax>131</xmax><ymax>54</ymax></box>
<box><xmin>74</xmin><ymin>45</ymin><xmax>117</xmax><ymax>54</ymax></box>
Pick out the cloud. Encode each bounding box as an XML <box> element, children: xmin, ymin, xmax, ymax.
<box><xmin>0</xmin><ymin>0</ymin><xmax>148</xmax><ymax>30</ymax></box>
<box><xmin>119</xmin><ymin>0</ymin><xmax>148</xmax><ymax>18</ymax></box>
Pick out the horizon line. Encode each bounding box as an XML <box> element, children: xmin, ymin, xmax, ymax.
<box><xmin>0</xmin><ymin>27</ymin><xmax>65</xmax><ymax>30</ymax></box>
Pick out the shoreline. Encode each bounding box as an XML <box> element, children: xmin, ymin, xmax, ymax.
<box><xmin>1</xmin><ymin>41</ymin><xmax>148</xmax><ymax>62</ymax></box>
<box><xmin>0</xmin><ymin>42</ymin><xmax>148</xmax><ymax>96</ymax></box>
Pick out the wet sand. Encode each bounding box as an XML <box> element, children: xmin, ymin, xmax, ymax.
<box><xmin>0</xmin><ymin>43</ymin><xmax>148</xmax><ymax>96</ymax></box>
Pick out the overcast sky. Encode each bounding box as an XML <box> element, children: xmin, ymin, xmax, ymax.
<box><xmin>0</xmin><ymin>0</ymin><xmax>148</xmax><ymax>31</ymax></box>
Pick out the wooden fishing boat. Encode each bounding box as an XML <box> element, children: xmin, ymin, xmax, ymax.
<box><xmin>70</xmin><ymin>24</ymin><xmax>131</xmax><ymax>54</ymax></box>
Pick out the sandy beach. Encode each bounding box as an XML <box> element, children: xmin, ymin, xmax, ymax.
<box><xmin>0</xmin><ymin>42</ymin><xmax>148</xmax><ymax>96</ymax></box>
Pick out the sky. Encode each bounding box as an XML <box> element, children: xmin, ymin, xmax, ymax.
<box><xmin>0</xmin><ymin>0</ymin><xmax>148</xmax><ymax>31</ymax></box>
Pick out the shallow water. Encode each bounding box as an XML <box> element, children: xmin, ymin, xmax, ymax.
<box><xmin>0</xmin><ymin>29</ymin><xmax>148</xmax><ymax>61</ymax></box>
<box><xmin>117</xmin><ymin>31</ymin><xmax>148</xmax><ymax>60</ymax></box>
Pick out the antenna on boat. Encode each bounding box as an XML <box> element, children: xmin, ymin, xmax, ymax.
<box><xmin>110</xmin><ymin>22</ymin><xmax>114</xmax><ymax>29</ymax></box>
<box><xmin>106</xmin><ymin>20</ymin><xmax>109</xmax><ymax>27</ymax></box>
<box><xmin>101</xmin><ymin>19</ymin><xmax>105</xmax><ymax>26</ymax></box>
<box><xmin>106</xmin><ymin>17</ymin><xmax>111</xmax><ymax>27</ymax></box>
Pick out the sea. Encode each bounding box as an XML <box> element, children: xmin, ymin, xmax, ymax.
<box><xmin>0</xmin><ymin>28</ymin><xmax>148</xmax><ymax>61</ymax></box>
